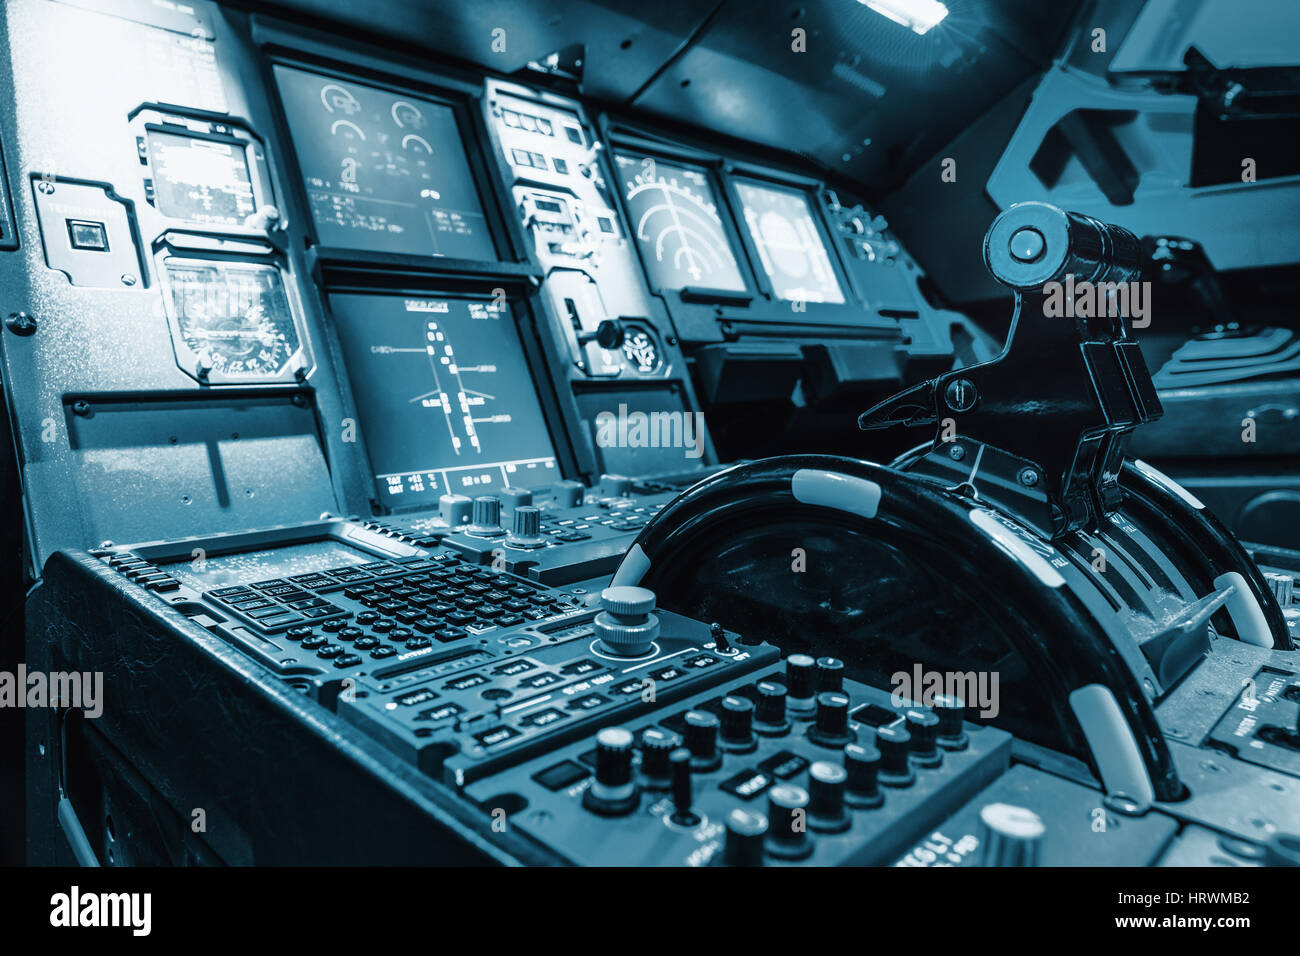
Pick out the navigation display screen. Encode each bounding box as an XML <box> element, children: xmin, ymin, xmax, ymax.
<box><xmin>330</xmin><ymin>293</ymin><xmax>559</xmax><ymax>510</ymax></box>
<box><xmin>147</xmin><ymin>129</ymin><xmax>256</xmax><ymax>225</ymax></box>
<box><xmin>274</xmin><ymin>65</ymin><xmax>495</xmax><ymax>260</ymax></box>
<box><xmin>733</xmin><ymin>179</ymin><xmax>845</xmax><ymax>304</ymax></box>
<box><xmin>614</xmin><ymin>151</ymin><xmax>746</xmax><ymax>293</ymax></box>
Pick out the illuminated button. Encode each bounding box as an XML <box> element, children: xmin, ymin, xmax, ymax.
<box><xmin>66</xmin><ymin>219</ymin><xmax>108</xmax><ymax>251</ymax></box>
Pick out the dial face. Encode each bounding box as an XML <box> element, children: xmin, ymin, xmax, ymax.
<box><xmin>615</xmin><ymin>152</ymin><xmax>747</xmax><ymax>293</ymax></box>
<box><xmin>733</xmin><ymin>180</ymin><xmax>845</xmax><ymax>304</ymax></box>
<box><xmin>163</xmin><ymin>260</ymin><xmax>302</xmax><ymax>381</ymax></box>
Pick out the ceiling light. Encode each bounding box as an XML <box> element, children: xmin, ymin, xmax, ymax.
<box><xmin>859</xmin><ymin>0</ymin><xmax>949</xmax><ymax>35</ymax></box>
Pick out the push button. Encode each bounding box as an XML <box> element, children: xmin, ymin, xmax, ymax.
<box><xmin>66</xmin><ymin>219</ymin><xmax>108</xmax><ymax>251</ymax></box>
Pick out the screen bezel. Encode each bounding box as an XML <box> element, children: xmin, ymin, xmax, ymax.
<box><xmin>325</xmin><ymin>286</ymin><xmax>568</xmax><ymax>514</ymax></box>
<box><xmin>725</xmin><ymin>173</ymin><xmax>854</xmax><ymax>309</ymax></box>
<box><xmin>609</xmin><ymin>144</ymin><xmax>757</xmax><ymax>300</ymax></box>
<box><xmin>265</xmin><ymin>54</ymin><xmax>514</xmax><ymax>271</ymax></box>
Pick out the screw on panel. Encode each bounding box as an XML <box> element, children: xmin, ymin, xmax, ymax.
<box><xmin>1017</xmin><ymin>467</ymin><xmax>1040</xmax><ymax>487</ymax></box>
<box><xmin>944</xmin><ymin>377</ymin><xmax>976</xmax><ymax>412</ymax></box>
<box><xmin>948</xmin><ymin>444</ymin><xmax>966</xmax><ymax>461</ymax></box>
<box><xmin>71</xmin><ymin>400</ymin><xmax>91</xmax><ymax>417</ymax></box>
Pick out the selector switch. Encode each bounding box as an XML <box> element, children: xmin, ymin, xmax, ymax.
<box><xmin>906</xmin><ymin>709</ymin><xmax>943</xmax><ymax>768</ymax></box>
<box><xmin>467</xmin><ymin>496</ymin><xmax>504</xmax><ymax>537</ymax></box>
<box><xmin>785</xmin><ymin>654</ymin><xmax>817</xmax><ymax>715</ymax></box>
<box><xmin>765</xmin><ymin>785</ymin><xmax>813</xmax><ymax>860</ymax></box>
<box><xmin>438</xmin><ymin>493</ymin><xmax>473</xmax><ymax>528</ymax></box>
<box><xmin>582</xmin><ymin>727</ymin><xmax>639</xmax><ymax>816</ymax></box>
<box><xmin>506</xmin><ymin>506</ymin><xmax>547</xmax><ymax>549</ymax></box>
<box><xmin>719</xmin><ymin>695</ymin><xmax>757</xmax><ymax>753</ymax></box>
<box><xmin>719</xmin><ymin>808</ymin><xmax>768</xmax><ymax>867</ymax></box>
<box><xmin>877</xmin><ymin>724</ymin><xmax>916</xmax><ymax>787</ymax></box>
<box><xmin>552</xmin><ymin>480</ymin><xmax>585</xmax><ymax>508</ymax></box>
<box><xmin>808</xmin><ymin>691</ymin><xmax>855</xmax><ymax>748</ymax></box>
<box><xmin>683</xmin><ymin>710</ymin><xmax>722</xmax><ymax>772</ymax></box>
<box><xmin>807</xmin><ymin>761</ymin><xmax>851</xmax><ymax>833</ymax></box>
<box><xmin>754</xmin><ymin>680</ymin><xmax>791</xmax><ymax>735</ymax></box>
<box><xmin>669</xmin><ymin>747</ymin><xmax>699</xmax><ymax>826</ymax></box>
<box><xmin>593</xmin><ymin>586</ymin><xmax>659</xmax><ymax>657</ymax></box>
<box><xmin>844</xmin><ymin>743</ymin><xmax>885</xmax><ymax>809</ymax></box>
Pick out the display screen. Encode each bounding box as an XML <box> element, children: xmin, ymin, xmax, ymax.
<box><xmin>614</xmin><ymin>151</ymin><xmax>746</xmax><ymax>293</ymax></box>
<box><xmin>330</xmin><ymin>293</ymin><xmax>559</xmax><ymax>510</ymax></box>
<box><xmin>733</xmin><ymin>179</ymin><xmax>845</xmax><ymax>304</ymax></box>
<box><xmin>162</xmin><ymin>540</ymin><xmax>373</xmax><ymax>591</ymax></box>
<box><xmin>147</xmin><ymin>129</ymin><xmax>256</xmax><ymax>225</ymax></box>
<box><xmin>273</xmin><ymin>65</ymin><xmax>495</xmax><ymax>260</ymax></box>
<box><xmin>162</xmin><ymin>259</ymin><xmax>302</xmax><ymax>379</ymax></box>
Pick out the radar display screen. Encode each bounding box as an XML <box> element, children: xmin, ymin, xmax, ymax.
<box><xmin>162</xmin><ymin>259</ymin><xmax>303</xmax><ymax>381</ymax></box>
<box><xmin>614</xmin><ymin>151</ymin><xmax>746</xmax><ymax>293</ymax></box>
<box><xmin>733</xmin><ymin>179</ymin><xmax>845</xmax><ymax>304</ymax></box>
<box><xmin>273</xmin><ymin>65</ymin><xmax>495</xmax><ymax>261</ymax></box>
<box><xmin>330</xmin><ymin>293</ymin><xmax>559</xmax><ymax>510</ymax></box>
<box><xmin>146</xmin><ymin>129</ymin><xmax>256</xmax><ymax>225</ymax></box>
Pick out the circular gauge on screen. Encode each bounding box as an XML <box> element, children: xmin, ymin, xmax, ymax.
<box><xmin>162</xmin><ymin>259</ymin><xmax>307</xmax><ymax>383</ymax></box>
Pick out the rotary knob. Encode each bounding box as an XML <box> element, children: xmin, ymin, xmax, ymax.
<box><xmin>815</xmin><ymin>657</ymin><xmax>844</xmax><ymax>693</ymax></box>
<box><xmin>906</xmin><ymin>709</ymin><xmax>942</xmax><ymax>768</ymax></box>
<box><xmin>593</xmin><ymin>586</ymin><xmax>659</xmax><ymax>657</ymax></box>
<box><xmin>438</xmin><ymin>493</ymin><xmax>473</xmax><ymax>527</ymax></box>
<box><xmin>877</xmin><ymin>724</ymin><xmax>915</xmax><ymax>787</ymax></box>
<box><xmin>506</xmin><ymin>506</ymin><xmax>547</xmax><ymax>549</ymax></box>
<box><xmin>467</xmin><ymin>496</ymin><xmax>503</xmax><ymax>536</ymax></box>
<box><xmin>765</xmin><ymin>785</ymin><xmax>813</xmax><ymax>860</ymax></box>
<box><xmin>978</xmin><ymin>803</ymin><xmax>1045</xmax><ymax>866</ymax></box>
<box><xmin>582</xmin><ymin>727</ymin><xmax>639</xmax><ymax>816</ymax></box>
<box><xmin>785</xmin><ymin>654</ymin><xmax>817</xmax><ymax>715</ymax></box>
<box><xmin>552</xmin><ymin>480</ymin><xmax>585</xmax><ymax>508</ymax></box>
<box><xmin>683</xmin><ymin>710</ymin><xmax>722</xmax><ymax>771</ymax></box>
<box><xmin>638</xmin><ymin>728</ymin><xmax>680</xmax><ymax>788</ymax></box>
<box><xmin>934</xmin><ymin>694</ymin><xmax>969</xmax><ymax>750</ymax></box>
<box><xmin>844</xmin><ymin>742</ymin><xmax>884</xmax><ymax>809</ymax></box>
<box><xmin>720</xmin><ymin>808</ymin><xmax>768</xmax><ymax>867</ymax></box>
<box><xmin>808</xmin><ymin>691</ymin><xmax>854</xmax><ymax>748</ymax></box>
<box><xmin>807</xmin><ymin>761</ymin><xmax>850</xmax><ymax>833</ymax></box>
<box><xmin>754</xmin><ymin>680</ymin><xmax>790</xmax><ymax>735</ymax></box>
<box><xmin>720</xmin><ymin>695</ymin><xmax>757</xmax><ymax>752</ymax></box>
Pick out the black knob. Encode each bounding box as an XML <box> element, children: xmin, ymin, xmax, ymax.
<box><xmin>807</xmin><ymin>761</ymin><xmax>850</xmax><ymax>833</ymax></box>
<box><xmin>906</xmin><ymin>709</ymin><xmax>942</xmax><ymax>768</ymax></box>
<box><xmin>720</xmin><ymin>695</ymin><xmax>756</xmax><ymax>752</ymax></box>
<box><xmin>765</xmin><ymin>785</ymin><xmax>813</xmax><ymax>860</ymax></box>
<box><xmin>467</xmin><ymin>496</ymin><xmax>503</xmax><ymax>536</ymax></box>
<box><xmin>582</xmin><ymin>726</ymin><xmax>639</xmax><ymax>815</ymax></box>
<box><xmin>877</xmin><ymin>724</ymin><xmax>915</xmax><ymax>787</ymax></box>
<box><xmin>754</xmin><ymin>680</ymin><xmax>790</xmax><ymax>734</ymax></box>
<box><xmin>808</xmin><ymin>691</ymin><xmax>854</xmax><ymax>747</ymax></box>
<box><xmin>669</xmin><ymin>747</ymin><xmax>699</xmax><ymax>826</ymax></box>
<box><xmin>720</xmin><ymin>809</ymin><xmax>768</xmax><ymax>867</ymax></box>
<box><xmin>639</xmin><ymin>727</ymin><xmax>679</xmax><ymax>787</ymax></box>
<box><xmin>785</xmin><ymin>654</ymin><xmax>817</xmax><ymax>713</ymax></box>
<box><xmin>815</xmin><ymin>656</ymin><xmax>844</xmax><ymax>693</ymax></box>
<box><xmin>934</xmin><ymin>694</ymin><xmax>968</xmax><ymax>750</ymax></box>
<box><xmin>684</xmin><ymin>710</ymin><xmax>721</xmax><ymax>771</ymax></box>
<box><xmin>506</xmin><ymin>505</ymin><xmax>546</xmax><ymax>549</ymax></box>
<box><xmin>844</xmin><ymin>742</ymin><xmax>884</xmax><ymax>809</ymax></box>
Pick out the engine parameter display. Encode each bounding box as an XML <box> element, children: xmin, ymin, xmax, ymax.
<box><xmin>615</xmin><ymin>151</ymin><xmax>746</xmax><ymax>293</ymax></box>
<box><xmin>147</xmin><ymin>129</ymin><xmax>256</xmax><ymax>225</ymax></box>
<box><xmin>274</xmin><ymin>65</ymin><xmax>495</xmax><ymax>261</ymax></box>
<box><xmin>331</xmin><ymin>293</ymin><xmax>558</xmax><ymax>510</ymax></box>
<box><xmin>733</xmin><ymin>179</ymin><xmax>845</xmax><ymax>304</ymax></box>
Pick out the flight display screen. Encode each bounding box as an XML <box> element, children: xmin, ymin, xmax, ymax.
<box><xmin>273</xmin><ymin>65</ymin><xmax>495</xmax><ymax>260</ymax></box>
<box><xmin>330</xmin><ymin>293</ymin><xmax>559</xmax><ymax>510</ymax></box>
<box><xmin>146</xmin><ymin>129</ymin><xmax>256</xmax><ymax>225</ymax></box>
<box><xmin>733</xmin><ymin>179</ymin><xmax>845</xmax><ymax>304</ymax></box>
<box><xmin>614</xmin><ymin>151</ymin><xmax>747</xmax><ymax>293</ymax></box>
